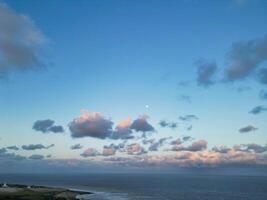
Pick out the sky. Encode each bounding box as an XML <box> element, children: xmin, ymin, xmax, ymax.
<box><xmin>0</xmin><ymin>0</ymin><xmax>267</xmax><ymax>174</ymax></box>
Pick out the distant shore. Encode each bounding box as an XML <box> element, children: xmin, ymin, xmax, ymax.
<box><xmin>0</xmin><ymin>183</ymin><xmax>92</xmax><ymax>200</ymax></box>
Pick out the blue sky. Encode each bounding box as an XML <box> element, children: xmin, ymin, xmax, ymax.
<box><xmin>0</xmin><ymin>0</ymin><xmax>267</xmax><ymax>173</ymax></box>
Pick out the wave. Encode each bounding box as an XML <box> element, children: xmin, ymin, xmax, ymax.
<box><xmin>77</xmin><ymin>191</ymin><xmax>129</xmax><ymax>200</ymax></box>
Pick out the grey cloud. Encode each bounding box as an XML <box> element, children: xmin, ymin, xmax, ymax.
<box><xmin>179</xmin><ymin>115</ymin><xmax>198</xmax><ymax>121</ymax></box>
<box><xmin>104</xmin><ymin>143</ymin><xmax>126</xmax><ymax>151</ymax></box>
<box><xmin>234</xmin><ymin>143</ymin><xmax>267</xmax><ymax>153</ymax></box>
<box><xmin>172</xmin><ymin>140</ymin><xmax>207</xmax><ymax>152</ymax></box>
<box><xmin>260</xmin><ymin>90</ymin><xmax>267</xmax><ymax>100</ymax></box>
<box><xmin>33</xmin><ymin>119</ymin><xmax>54</xmax><ymax>132</ymax></box>
<box><xmin>130</xmin><ymin>115</ymin><xmax>154</xmax><ymax>133</ymax></box>
<box><xmin>170</xmin><ymin>138</ymin><xmax>183</xmax><ymax>145</ymax></box>
<box><xmin>212</xmin><ymin>146</ymin><xmax>231</xmax><ymax>153</ymax></box>
<box><xmin>249</xmin><ymin>106</ymin><xmax>267</xmax><ymax>115</ymax></box>
<box><xmin>224</xmin><ymin>34</ymin><xmax>267</xmax><ymax>81</ymax></box>
<box><xmin>48</xmin><ymin>125</ymin><xmax>64</xmax><ymax>133</ymax></box>
<box><xmin>239</xmin><ymin>125</ymin><xmax>258</xmax><ymax>133</ymax></box>
<box><xmin>22</xmin><ymin>144</ymin><xmax>54</xmax><ymax>150</ymax></box>
<box><xmin>182</xmin><ymin>136</ymin><xmax>194</xmax><ymax>142</ymax></box>
<box><xmin>186</xmin><ymin>125</ymin><xmax>193</xmax><ymax>131</ymax></box>
<box><xmin>6</xmin><ymin>146</ymin><xmax>19</xmax><ymax>151</ymax></box>
<box><xmin>0</xmin><ymin>149</ymin><xmax>26</xmax><ymax>162</ymax></box>
<box><xmin>29</xmin><ymin>154</ymin><xmax>44</xmax><ymax>160</ymax></box>
<box><xmin>258</xmin><ymin>68</ymin><xmax>267</xmax><ymax>84</ymax></box>
<box><xmin>70</xmin><ymin>144</ymin><xmax>83</xmax><ymax>150</ymax></box>
<box><xmin>69</xmin><ymin>111</ymin><xmax>113</xmax><ymax>139</ymax></box>
<box><xmin>196</xmin><ymin>59</ymin><xmax>218</xmax><ymax>87</ymax></box>
<box><xmin>142</xmin><ymin>138</ymin><xmax>155</xmax><ymax>145</ymax></box>
<box><xmin>148</xmin><ymin>137</ymin><xmax>172</xmax><ymax>151</ymax></box>
<box><xmin>170</xmin><ymin>136</ymin><xmax>193</xmax><ymax>146</ymax></box>
<box><xmin>159</xmin><ymin>120</ymin><xmax>177</xmax><ymax>129</ymax></box>
<box><xmin>33</xmin><ymin>119</ymin><xmax>64</xmax><ymax>133</ymax></box>
<box><xmin>0</xmin><ymin>4</ymin><xmax>46</xmax><ymax>79</ymax></box>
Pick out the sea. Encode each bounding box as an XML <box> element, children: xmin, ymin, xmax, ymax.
<box><xmin>0</xmin><ymin>173</ymin><xmax>267</xmax><ymax>200</ymax></box>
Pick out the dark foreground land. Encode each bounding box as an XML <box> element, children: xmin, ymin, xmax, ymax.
<box><xmin>0</xmin><ymin>184</ymin><xmax>91</xmax><ymax>200</ymax></box>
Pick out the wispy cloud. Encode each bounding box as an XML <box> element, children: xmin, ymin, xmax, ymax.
<box><xmin>224</xmin><ymin>34</ymin><xmax>267</xmax><ymax>81</ymax></box>
<box><xmin>249</xmin><ymin>106</ymin><xmax>267</xmax><ymax>115</ymax></box>
<box><xmin>22</xmin><ymin>144</ymin><xmax>54</xmax><ymax>150</ymax></box>
<box><xmin>196</xmin><ymin>59</ymin><xmax>218</xmax><ymax>87</ymax></box>
<box><xmin>0</xmin><ymin>4</ymin><xmax>47</xmax><ymax>79</ymax></box>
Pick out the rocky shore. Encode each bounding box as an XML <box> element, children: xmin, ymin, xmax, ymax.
<box><xmin>0</xmin><ymin>183</ymin><xmax>92</xmax><ymax>200</ymax></box>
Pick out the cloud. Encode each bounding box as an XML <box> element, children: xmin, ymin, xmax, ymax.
<box><xmin>126</xmin><ymin>143</ymin><xmax>146</xmax><ymax>155</ymax></box>
<box><xmin>104</xmin><ymin>143</ymin><xmax>126</xmax><ymax>152</ymax></box>
<box><xmin>177</xmin><ymin>81</ymin><xmax>191</xmax><ymax>87</ymax></box>
<box><xmin>2</xmin><ymin>143</ymin><xmax>267</xmax><ymax>172</ymax></box>
<box><xmin>130</xmin><ymin>115</ymin><xmax>154</xmax><ymax>133</ymax></box>
<box><xmin>236</xmin><ymin>86</ymin><xmax>251</xmax><ymax>93</ymax></box>
<box><xmin>29</xmin><ymin>154</ymin><xmax>44</xmax><ymax>160</ymax></box>
<box><xmin>69</xmin><ymin>111</ymin><xmax>114</xmax><ymax>139</ymax></box>
<box><xmin>171</xmin><ymin>140</ymin><xmax>207</xmax><ymax>152</ymax></box>
<box><xmin>142</xmin><ymin>138</ymin><xmax>155</xmax><ymax>145</ymax></box>
<box><xmin>170</xmin><ymin>137</ymin><xmax>193</xmax><ymax>146</ymax></box>
<box><xmin>0</xmin><ymin>4</ymin><xmax>46</xmax><ymax>79</ymax></box>
<box><xmin>224</xmin><ymin>34</ymin><xmax>267</xmax><ymax>81</ymax></box>
<box><xmin>159</xmin><ymin>120</ymin><xmax>177</xmax><ymax>129</ymax></box>
<box><xmin>6</xmin><ymin>146</ymin><xmax>19</xmax><ymax>151</ymax></box>
<box><xmin>249</xmin><ymin>106</ymin><xmax>267</xmax><ymax>115</ymax></box>
<box><xmin>258</xmin><ymin>68</ymin><xmax>267</xmax><ymax>84</ymax></box>
<box><xmin>239</xmin><ymin>125</ymin><xmax>258</xmax><ymax>133</ymax></box>
<box><xmin>21</xmin><ymin>144</ymin><xmax>54</xmax><ymax>150</ymax></box>
<box><xmin>176</xmin><ymin>95</ymin><xmax>191</xmax><ymax>103</ymax></box>
<box><xmin>196</xmin><ymin>59</ymin><xmax>218</xmax><ymax>87</ymax></box>
<box><xmin>148</xmin><ymin>137</ymin><xmax>172</xmax><ymax>151</ymax></box>
<box><xmin>182</xmin><ymin>136</ymin><xmax>194</xmax><ymax>142</ymax></box>
<box><xmin>179</xmin><ymin>115</ymin><xmax>198</xmax><ymax>121</ymax></box>
<box><xmin>80</xmin><ymin>148</ymin><xmax>100</xmax><ymax>157</ymax></box>
<box><xmin>70</xmin><ymin>144</ymin><xmax>83</xmax><ymax>150</ymax></box>
<box><xmin>260</xmin><ymin>90</ymin><xmax>267</xmax><ymax>100</ymax></box>
<box><xmin>111</xmin><ymin>118</ymin><xmax>134</xmax><ymax>139</ymax></box>
<box><xmin>234</xmin><ymin>143</ymin><xmax>267</xmax><ymax>153</ymax></box>
<box><xmin>48</xmin><ymin>125</ymin><xmax>64</xmax><ymax>133</ymax></box>
<box><xmin>33</xmin><ymin>119</ymin><xmax>64</xmax><ymax>133</ymax></box>
<box><xmin>170</xmin><ymin>138</ymin><xmax>183</xmax><ymax>145</ymax></box>
<box><xmin>102</xmin><ymin>146</ymin><xmax>116</xmax><ymax>156</ymax></box>
<box><xmin>0</xmin><ymin>148</ymin><xmax>26</xmax><ymax>163</ymax></box>
<box><xmin>212</xmin><ymin>145</ymin><xmax>231</xmax><ymax>153</ymax></box>
<box><xmin>0</xmin><ymin>148</ymin><xmax>7</xmax><ymax>154</ymax></box>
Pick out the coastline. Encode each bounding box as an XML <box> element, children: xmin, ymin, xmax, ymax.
<box><xmin>0</xmin><ymin>183</ymin><xmax>93</xmax><ymax>200</ymax></box>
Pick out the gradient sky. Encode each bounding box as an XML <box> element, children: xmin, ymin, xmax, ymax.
<box><xmin>0</xmin><ymin>0</ymin><xmax>267</xmax><ymax>173</ymax></box>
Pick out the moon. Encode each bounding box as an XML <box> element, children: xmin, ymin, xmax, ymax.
<box><xmin>145</xmin><ymin>105</ymin><xmax>149</xmax><ymax>109</ymax></box>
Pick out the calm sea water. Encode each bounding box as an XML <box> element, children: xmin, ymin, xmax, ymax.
<box><xmin>0</xmin><ymin>173</ymin><xmax>267</xmax><ymax>200</ymax></box>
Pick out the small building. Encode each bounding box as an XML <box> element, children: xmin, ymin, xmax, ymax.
<box><xmin>2</xmin><ymin>183</ymin><xmax>8</xmax><ymax>188</ymax></box>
